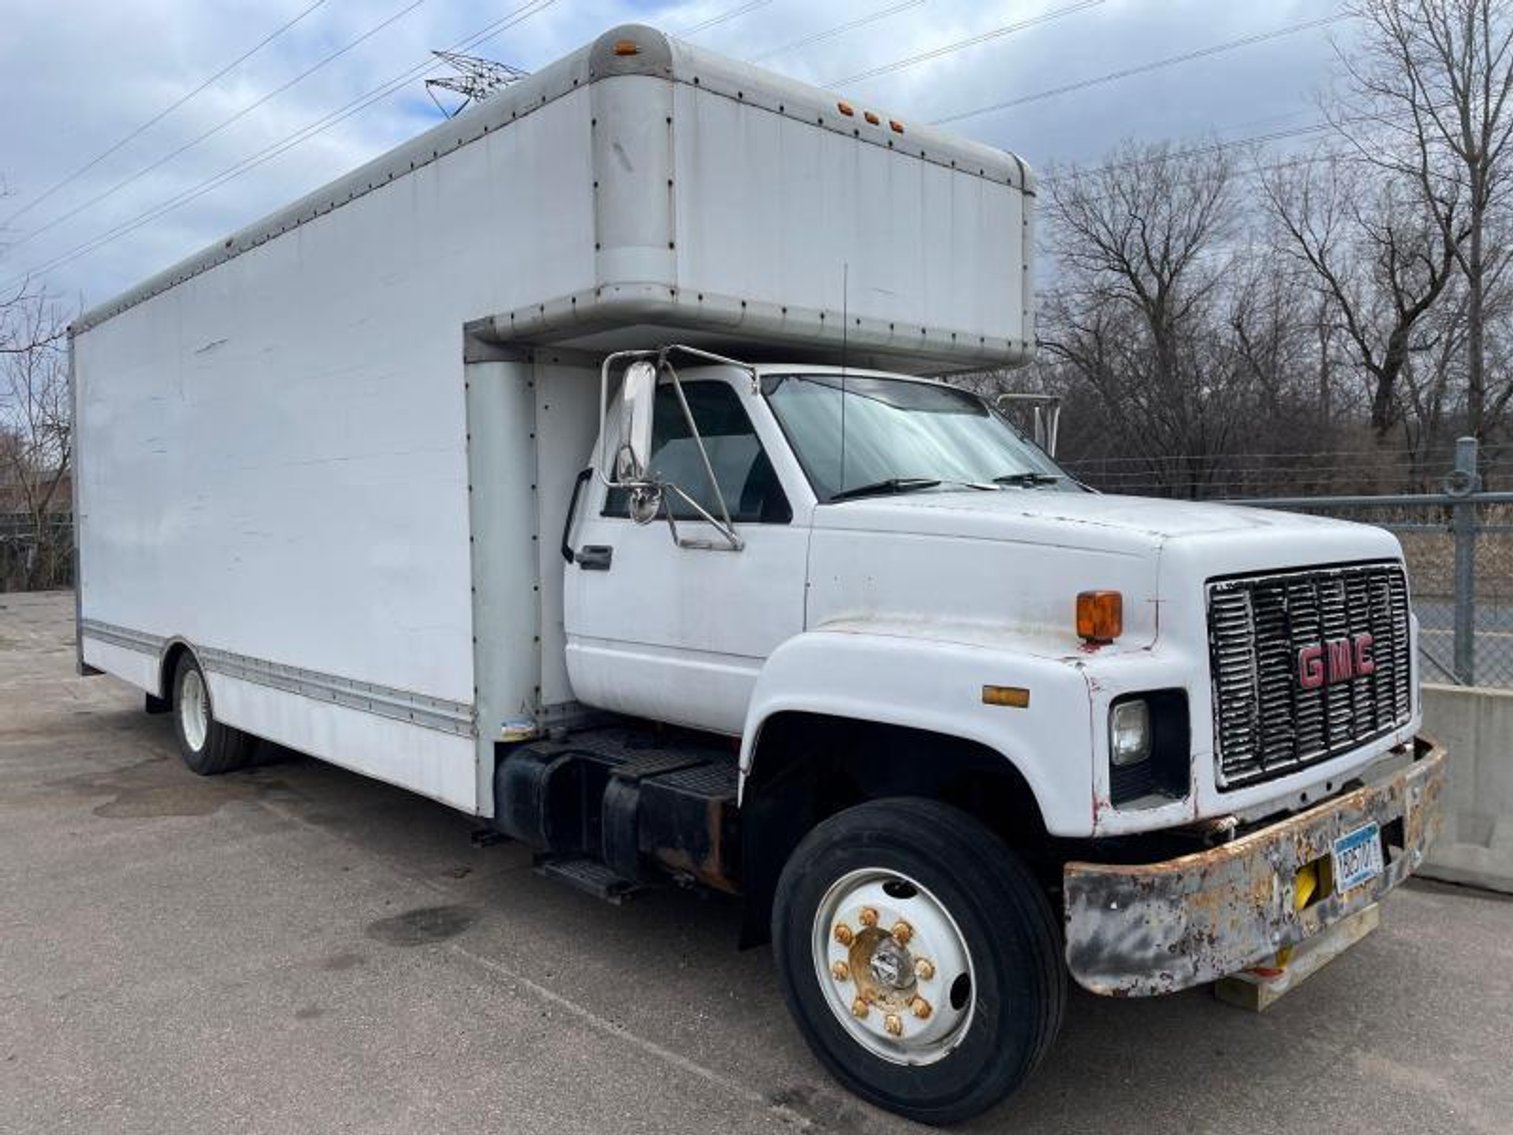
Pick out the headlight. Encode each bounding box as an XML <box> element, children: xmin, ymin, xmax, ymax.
<box><xmin>1110</xmin><ymin>700</ymin><xmax>1151</xmax><ymax>767</ymax></box>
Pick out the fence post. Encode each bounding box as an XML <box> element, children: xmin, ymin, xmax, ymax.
<box><xmin>1450</xmin><ymin>436</ymin><xmax>1480</xmax><ymax>686</ymax></box>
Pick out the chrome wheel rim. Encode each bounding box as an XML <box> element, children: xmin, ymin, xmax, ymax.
<box><xmin>180</xmin><ymin>668</ymin><xmax>209</xmax><ymax>752</ymax></box>
<box><xmin>812</xmin><ymin>868</ymin><xmax>976</xmax><ymax>1066</ymax></box>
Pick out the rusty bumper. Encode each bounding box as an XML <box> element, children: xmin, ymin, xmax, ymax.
<box><xmin>1063</xmin><ymin>736</ymin><xmax>1446</xmax><ymax>997</ymax></box>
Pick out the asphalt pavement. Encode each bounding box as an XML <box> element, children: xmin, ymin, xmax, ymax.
<box><xmin>3</xmin><ymin>590</ymin><xmax>1511</xmax><ymax>1134</ymax></box>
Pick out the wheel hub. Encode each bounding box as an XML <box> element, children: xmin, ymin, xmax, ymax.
<box><xmin>179</xmin><ymin>669</ymin><xmax>209</xmax><ymax>753</ymax></box>
<box><xmin>813</xmin><ymin>870</ymin><xmax>975</xmax><ymax>1066</ymax></box>
<box><xmin>868</xmin><ymin>936</ymin><xmax>914</xmax><ymax>990</ymax></box>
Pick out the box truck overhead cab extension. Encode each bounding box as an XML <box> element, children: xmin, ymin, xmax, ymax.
<box><xmin>70</xmin><ymin>24</ymin><xmax>1445</xmax><ymax>1125</ymax></box>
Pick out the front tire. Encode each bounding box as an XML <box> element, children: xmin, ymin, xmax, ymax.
<box><xmin>171</xmin><ymin>652</ymin><xmax>255</xmax><ymax>775</ymax></box>
<box><xmin>772</xmin><ymin>798</ymin><xmax>1065</xmax><ymax>1126</ymax></box>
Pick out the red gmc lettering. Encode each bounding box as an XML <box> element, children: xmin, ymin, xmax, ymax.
<box><xmin>1298</xmin><ymin>644</ymin><xmax>1325</xmax><ymax>689</ymax></box>
<box><xmin>1328</xmin><ymin>639</ymin><xmax>1355</xmax><ymax>683</ymax></box>
<box><xmin>1355</xmin><ymin>633</ymin><xmax>1376</xmax><ymax>675</ymax></box>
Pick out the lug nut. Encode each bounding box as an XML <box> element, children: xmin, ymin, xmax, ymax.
<box><xmin>884</xmin><ymin>1013</ymin><xmax>903</xmax><ymax>1037</ymax></box>
<box><xmin>859</xmin><ymin>907</ymin><xmax>879</xmax><ymax>928</ymax></box>
<box><xmin>911</xmin><ymin>996</ymin><xmax>933</xmax><ymax>1019</ymax></box>
<box><xmin>851</xmin><ymin>997</ymin><xmax>870</xmax><ymax>1018</ymax></box>
<box><xmin>833</xmin><ymin>923</ymin><xmax>854</xmax><ymax>946</ymax></box>
<box><xmin>914</xmin><ymin>958</ymin><xmax>935</xmax><ymax>980</ymax></box>
<box><xmin>891</xmin><ymin>920</ymin><xmax>913</xmax><ymax>945</ymax></box>
<box><xmin>830</xmin><ymin>961</ymin><xmax>850</xmax><ymax>981</ymax></box>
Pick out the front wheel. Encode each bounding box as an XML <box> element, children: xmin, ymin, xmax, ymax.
<box><xmin>172</xmin><ymin>651</ymin><xmax>256</xmax><ymax>775</ymax></box>
<box><xmin>772</xmin><ymin>798</ymin><xmax>1065</xmax><ymax>1126</ymax></box>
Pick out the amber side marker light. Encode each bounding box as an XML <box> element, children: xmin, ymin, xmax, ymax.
<box><xmin>837</xmin><ymin>100</ymin><xmax>856</xmax><ymax>116</ymax></box>
<box><xmin>613</xmin><ymin>40</ymin><xmax>641</xmax><ymax>56</ymax></box>
<box><xmin>982</xmin><ymin>685</ymin><xmax>1031</xmax><ymax>709</ymax></box>
<box><xmin>1076</xmin><ymin>590</ymin><xmax>1123</xmax><ymax>643</ymax></box>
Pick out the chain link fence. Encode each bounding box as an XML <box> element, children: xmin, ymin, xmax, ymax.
<box><xmin>1065</xmin><ymin>437</ymin><xmax>1513</xmax><ymax>689</ymax></box>
<box><xmin>0</xmin><ymin>513</ymin><xmax>73</xmax><ymax>593</ymax></box>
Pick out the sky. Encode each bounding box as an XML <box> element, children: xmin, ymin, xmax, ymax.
<box><xmin>0</xmin><ymin>0</ymin><xmax>1356</xmax><ymax>309</ymax></box>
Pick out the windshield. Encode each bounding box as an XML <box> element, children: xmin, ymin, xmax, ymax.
<box><xmin>762</xmin><ymin>373</ymin><xmax>1072</xmax><ymax>502</ymax></box>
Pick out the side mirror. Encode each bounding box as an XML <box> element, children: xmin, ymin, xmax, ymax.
<box><xmin>615</xmin><ymin>360</ymin><xmax>657</xmax><ymax>483</ymax></box>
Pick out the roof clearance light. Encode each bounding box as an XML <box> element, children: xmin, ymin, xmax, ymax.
<box><xmin>863</xmin><ymin>111</ymin><xmax>880</xmax><ymax>125</ymax></box>
<box><xmin>1076</xmin><ymin>591</ymin><xmax>1123</xmax><ymax>643</ymax></box>
<box><xmin>837</xmin><ymin>100</ymin><xmax>856</xmax><ymax>116</ymax></box>
<box><xmin>889</xmin><ymin>119</ymin><xmax>905</xmax><ymax>134</ymax></box>
<box><xmin>613</xmin><ymin>40</ymin><xmax>641</xmax><ymax>56</ymax></box>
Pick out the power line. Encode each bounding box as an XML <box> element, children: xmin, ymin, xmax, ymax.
<box><xmin>747</xmin><ymin>0</ymin><xmax>924</xmax><ymax>64</ymax></box>
<box><xmin>831</xmin><ymin>0</ymin><xmax>1104</xmax><ymax>86</ymax></box>
<box><xmin>934</xmin><ymin>12</ymin><xmax>1353</xmax><ymax>125</ymax></box>
<box><xmin>1042</xmin><ymin>121</ymin><xmax>1339</xmax><ymax>187</ymax></box>
<box><xmin>5</xmin><ymin>0</ymin><xmax>430</xmax><ymax>256</ymax></box>
<box><xmin>1</xmin><ymin>0</ymin><xmax>559</xmax><ymax>291</ymax></box>
<box><xmin>679</xmin><ymin>0</ymin><xmax>773</xmax><ymax>37</ymax></box>
<box><xmin>0</xmin><ymin>0</ymin><xmax>331</xmax><ymax>232</ymax></box>
<box><xmin>1037</xmin><ymin>102</ymin><xmax>1476</xmax><ymax>209</ymax></box>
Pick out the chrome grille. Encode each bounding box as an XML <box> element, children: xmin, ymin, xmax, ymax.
<box><xmin>1207</xmin><ymin>562</ymin><xmax>1412</xmax><ymax>789</ymax></box>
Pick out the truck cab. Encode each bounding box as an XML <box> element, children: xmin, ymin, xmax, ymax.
<box><xmin>532</xmin><ymin>346</ymin><xmax>1443</xmax><ymax>1120</ymax></box>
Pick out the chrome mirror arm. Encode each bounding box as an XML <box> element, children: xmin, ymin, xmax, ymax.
<box><xmin>659</xmin><ymin>358</ymin><xmax>740</xmax><ymax>545</ymax></box>
<box><xmin>662</xmin><ymin>483</ymin><xmax>744</xmax><ymax>552</ymax></box>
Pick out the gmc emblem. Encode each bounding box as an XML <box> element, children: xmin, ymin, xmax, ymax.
<box><xmin>1298</xmin><ymin>634</ymin><xmax>1376</xmax><ymax>689</ymax></box>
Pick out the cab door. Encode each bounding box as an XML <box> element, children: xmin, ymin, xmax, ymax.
<box><xmin>563</xmin><ymin>373</ymin><xmax>810</xmax><ymax>734</ymax></box>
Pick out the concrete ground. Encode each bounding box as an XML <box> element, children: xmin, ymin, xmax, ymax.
<box><xmin>3</xmin><ymin>591</ymin><xmax>1512</xmax><ymax>1135</ymax></box>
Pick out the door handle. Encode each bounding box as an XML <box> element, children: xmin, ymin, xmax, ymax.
<box><xmin>576</xmin><ymin>545</ymin><xmax>613</xmax><ymax>571</ymax></box>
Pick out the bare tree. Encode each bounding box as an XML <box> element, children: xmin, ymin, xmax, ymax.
<box><xmin>1336</xmin><ymin>0</ymin><xmax>1513</xmax><ymax>446</ymax></box>
<box><xmin>0</xmin><ymin>289</ymin><xmax>72</xmax><ymax>590</ymax></box>
<box><xmin>1260</xmin><ymin>153</ymin><xmax>1461</xmax><ymax>438</ymax></box>
<box><xmin>1040</xmin><ymin>141</ymin><xmax>1263</xmax><ymax>496</ymax></box>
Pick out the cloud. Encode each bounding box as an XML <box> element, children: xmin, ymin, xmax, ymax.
<box><xmin>0</xmin><ymin>0</ymin><xmax>1358</xmax><ymax>307</ymax></box>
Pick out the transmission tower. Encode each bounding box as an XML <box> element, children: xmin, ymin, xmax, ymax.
<box><xmin>425</xmin><ymin>50</ymin><xmax>530</xmax><ymax>118</ymax></box>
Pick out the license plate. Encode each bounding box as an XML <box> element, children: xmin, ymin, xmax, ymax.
<box><xmin>1332</xmin><ymin>821</ymin><xmax>1384</xmax><ymax>893</ymax></box>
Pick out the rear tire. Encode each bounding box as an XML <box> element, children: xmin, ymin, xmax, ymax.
<box><xmin>772</xmin><ymin>797</ymin><xmax>1064</xmax><ymax>1126</ymax></box>
<box><xmin>171</xmin><ymin>652</ymin><xmax>255</xmax><ymax>775</ymax></box>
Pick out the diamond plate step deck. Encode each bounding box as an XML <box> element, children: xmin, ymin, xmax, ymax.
<box><xmin>534</xmin><ymin>855</ymin><xmax>642</xmax><ymax>904</ymax></box>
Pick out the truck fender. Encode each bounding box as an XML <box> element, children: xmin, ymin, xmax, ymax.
<box><xmin>737</xmin><ymin>628</ymin><xmax>1095</xmax><ymax>838</ymax></box>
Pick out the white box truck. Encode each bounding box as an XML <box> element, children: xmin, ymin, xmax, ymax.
<box><xmin>71</xmin><ymin>25</ymin><xmax>1445</xmax><ymax>1124</ymax></box>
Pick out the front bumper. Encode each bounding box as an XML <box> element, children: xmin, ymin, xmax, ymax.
<box><xmin>1063</xmin><ymin>735</ymin><xmax>1446</xmax><ymax>996</ymax></box>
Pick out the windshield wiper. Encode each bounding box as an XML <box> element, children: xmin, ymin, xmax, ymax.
<box><xmin>828</xmin><ymin>477</ymin><xmax>942</xmax><ymax>502</ymax></box>
<box><xmin>992</xmin><ymin>472</ymin><xmax>1061</xmax><ymax>488</ymax></box>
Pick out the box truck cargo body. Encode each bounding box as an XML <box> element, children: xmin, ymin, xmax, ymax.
<box><xmin>72</xmin><ymin>25</ymin><xmax>1444</xmax><ymax>1124</ymax></box>
<box><xmin>73</xmin><ymin>25</ymin><xmax>1029</xmax><ymax>814</ymax></box>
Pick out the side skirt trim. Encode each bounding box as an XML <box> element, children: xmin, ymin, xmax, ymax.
<box><xmin>79</xmin><ymin>618</ymin><xmax>476</xmax><ymax>738</ymax></box>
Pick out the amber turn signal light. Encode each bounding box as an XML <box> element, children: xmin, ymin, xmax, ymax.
<box><xmin>1076</xmin><ymin>590</ymin><xmax>1122</xmax><ymax>643</ymax></box>
<box><xmin>982</xmin><ymin>685</ymin><xmax>1030</xmax><ymax>709</ymax></box>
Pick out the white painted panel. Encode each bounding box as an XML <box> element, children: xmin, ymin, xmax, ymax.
<box><xmin>465</xmin><ymin>354</ymin><xmax>543</xmax><ymax>815</ymax></box>
<box><xmin>74</xmin><ymin>90</ymin><xmax>597</xmax><ymax>712</ymax></box>
<box><xmin>208</xmin><ymin>673</ymin><xmax>478</xmax><ymax>812</ymax></box>
<box><xmin>671</xmin><ymin>85</ymin><xmax>1027</xmax><ymax>349</ymax></box>
<box><xmin>80</xmin><ymin>638</ymin><xmax>157</xmax><ymax>692</ymax></box>
<box><xmin>532</xmin><ymin>355</ymin><xmax>604</xmax><ymax>711</ymax></box>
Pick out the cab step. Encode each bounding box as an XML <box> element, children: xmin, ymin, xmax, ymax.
<box><xmin>534</xmin><ymin>855</ymin><xmax>642</xmax><ymax>904</ymax></box>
